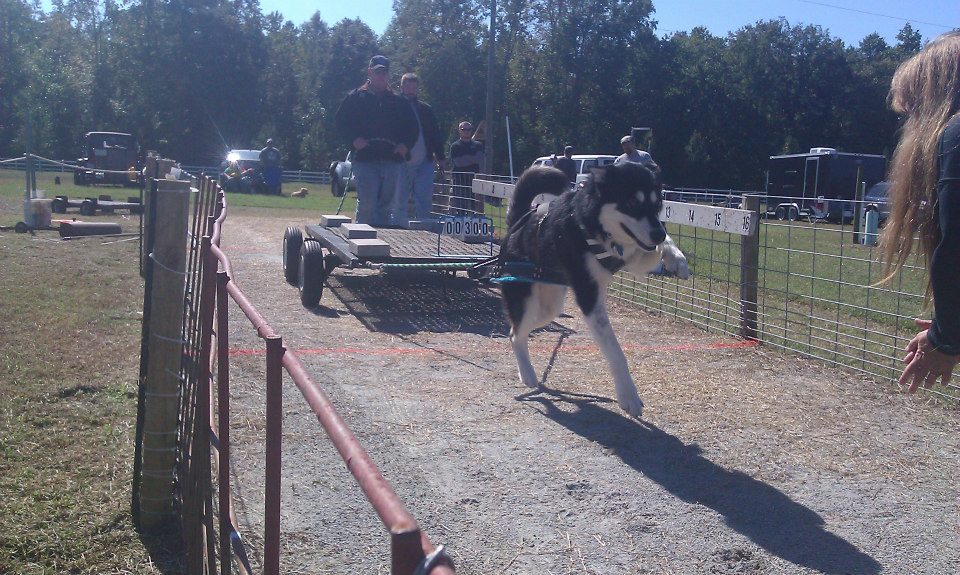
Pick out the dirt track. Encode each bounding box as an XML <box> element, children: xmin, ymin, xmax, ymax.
<box><xmin>220</xmin><ymin>210</ymin><xmax>959</xmax><ymax>575</ymax></box>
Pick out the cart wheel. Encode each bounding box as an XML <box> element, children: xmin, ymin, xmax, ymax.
<box><xmin>299</xmin><ymin>240</ymin><xmax>325</xmax><ymax>307</ymax></box>
<box><xmin>80</xmin><ymin>199</ymin><xmax>97</xmax><ymax>216</ymax></box>
<box><xmin>283</xmin><ymin>226</ymin><xmax>303</xmax><ymax>284</ymax></box>
<box><xmin>51</xmin><ymin>197</ymin><xmax>67</xmax><ymax>214</ymax></box>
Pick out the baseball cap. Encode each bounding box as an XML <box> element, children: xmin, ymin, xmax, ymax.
<box><xmin>564</xmin><ymin>145</ymin><xmax>573</xmax><ymax>153</ymax></box>
<box><xmin>459</xmin><ymin>121</ymin><xmax>474</xmax><ymax>131</ymax></box>
<box><xmin>620</xmin><ymin>135</ymin><xmax>633</xmax><ymax>145</ymax></box>
<box><xmin>368</xmin><ymin>55</ymin><xmax>389</xmax><ymax>70</ymax></box>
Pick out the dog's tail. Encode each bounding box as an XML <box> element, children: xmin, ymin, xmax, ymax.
<box><xmin>507</xmin><ymin>166</ymin><xmax>570</xmax><ymax>228</ymax></box>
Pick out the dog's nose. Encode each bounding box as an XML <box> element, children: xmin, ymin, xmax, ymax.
<box><xmin>650</xmin><ymin>227</ymin><xmax>666</xmax><ymax>245</ymax></box>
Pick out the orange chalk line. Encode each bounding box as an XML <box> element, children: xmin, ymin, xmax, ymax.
<box><xmin>229</xmin><ymin>339</ymin><xmax>758</xmax><ymax>357</ymax></box>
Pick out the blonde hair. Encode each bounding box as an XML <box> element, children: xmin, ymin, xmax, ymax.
<box><xmin>880</xmin><ymin>31</ymin><xmax>960</xmax><ymax>294</ymax></box>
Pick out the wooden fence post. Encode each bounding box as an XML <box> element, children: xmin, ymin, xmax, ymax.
<box><xmin>740</xmin><ymin>194</ymin><xmax>760</xmax><ymax>340</ymax></box>
<box><xmin>139</xmin><ymin>178</ymin><xmax>192</xmax><ymax>531</ymax></box>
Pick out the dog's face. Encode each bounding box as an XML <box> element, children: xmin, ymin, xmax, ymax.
<box><xmin>587</xmin><ymin>163</ymin><xmax>666</xmax><ymax>251</ymax></box>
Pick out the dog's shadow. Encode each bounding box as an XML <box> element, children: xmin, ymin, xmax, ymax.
<box><xmin>325</xmin><ymin>269</ymin><xmax>572</xmax><ymax>337</ymax></box>
<box><xmin>517</xmin><ymin>388</ymin><xmax>881</xmax><ymax>575</ymax></box>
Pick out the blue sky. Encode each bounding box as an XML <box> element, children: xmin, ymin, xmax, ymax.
<box><xmin>259</xmin><ymin>0</ymin><xmax>957</xmax><ymax>46</ymax></box>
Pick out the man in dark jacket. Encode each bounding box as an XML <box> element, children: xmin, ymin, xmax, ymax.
<box><xmin>334</xmin><ymin>55</ymin><xmax>418</xmax><ymax>225</ymax></box>
<box><xmin>392</xmin><ymin>72</ymin><xmax>447</xmax><ymax>226</ymax></box>
<box><xmin>555</xmin><ymin>145</ymin><xmax>577</xmax><ymax>185</ymax></box>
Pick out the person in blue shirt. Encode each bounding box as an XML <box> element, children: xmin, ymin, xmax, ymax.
<box><xmin>881</xmin><ymin>31</ymin><xmax>960</xmax><ymax>392</ymax></box>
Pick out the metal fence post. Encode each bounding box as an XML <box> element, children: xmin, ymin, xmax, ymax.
<box><xmin>216</xmin><ymin>270</ymin><xmax>232</xmax><ymax>575</ymax></box>
<box><xmin>740</xmin><ymin>194</ymin><xmax>760</xmax><ymax>340</ymax></box>
<box><xmin>391</xmin><ymin>528</ymin><xmax>425</xmax><ymax>575</ymax></box>
<box><xmin>264</xmin><ymin>335</ymin><xmax>284</xmax><ymax>575</ymax></box>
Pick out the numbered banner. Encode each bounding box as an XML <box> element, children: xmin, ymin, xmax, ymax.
<box><xmin>660</xmin><ymin>200</ymin><xmax>756</xmax><ymax>236</ymax></box>
<box><xmin>472</xmin><ymin>179</ymin><xmax>515</xmax><ymax>200</ymax></box>
<box><xmin>441</xmin><ymin>216</ymin><xmax>494</xmax><ymax>239</ymax></box>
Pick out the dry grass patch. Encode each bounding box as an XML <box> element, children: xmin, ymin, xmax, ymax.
<box><xmin>0</xmin><ymin>231</ymin><xmax>180</xmax><ymax>574</ymax></box>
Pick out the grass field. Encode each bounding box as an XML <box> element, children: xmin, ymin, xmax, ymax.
<box><xmin>0</xmin><ymin>167</ymin><xmax>356</xmax><ymax>574</ymax></box>
<box><xmin>0</xmin><ymin>227</ymin><xmax>177</xmax><ymax>573</ymax></box>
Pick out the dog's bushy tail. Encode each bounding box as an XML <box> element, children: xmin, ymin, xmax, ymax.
<box><xmin>506</xmin><ymin>166</ymin><xmax>570</xmax><ymax>228</ymax></box>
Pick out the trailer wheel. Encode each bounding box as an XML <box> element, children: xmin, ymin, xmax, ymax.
<box><xmin>787</xmin><ymin>206</ymin><xmax>799</xmax><ymax>221</ymax></box>
<box><xmin>299</xmin><ymin>240</ymin><xmax>326</xmax><ymax>307</ymax></box>
<box><xmin>51</xmin><ymin>197</ymin><xmax>67</xmax><ymax>214</ymax></box>
<box><xmin>283</xmin><ymin>226</ymin><xmax>303</xmax><ymax>284</ymax></box>
<box><xmin>80</xmin><ymin>199</ymin><xmax>97</xmax><ymax>216</ymax></box>
<box><xmin>775</xmin><ymin>205</ymin><xmax>787</xmax><ymax>220</ymax></box>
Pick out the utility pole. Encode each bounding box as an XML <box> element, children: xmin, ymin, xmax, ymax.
<box><xmin>483</xmin><ymin>0</ymin><xmax>496</xmax><ymax>174</ymax></box>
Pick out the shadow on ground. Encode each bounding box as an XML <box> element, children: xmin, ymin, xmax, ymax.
<box><xmin>325</xmin><ymin>269</ymin><xmax>570</xmax><ymax>337</ymax></box>
<box><xmin>518</xmin><ymin>388</ymin><xmax>882</xmax><ymax>575</ymax></box>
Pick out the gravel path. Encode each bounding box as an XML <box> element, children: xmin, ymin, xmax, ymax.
<box><xmin>219</xmin><ymin>210</ymin><xmax>959</xmax><ymax>575</ymax></box>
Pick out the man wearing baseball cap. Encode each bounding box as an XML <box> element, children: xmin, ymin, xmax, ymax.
<box><xmin>448</xmin><ymin>120</ymin><xmax>485</xmax><ymax>214</ymax></box>
<box><xmin>334</xmin><ymin>55</ymin><xmax>419</xmax><ymax>225</ymax></box>
<box><xmin>615</xmin><ymin>135</ymin><xmax>657</xmax><ymax>169</ymax></box>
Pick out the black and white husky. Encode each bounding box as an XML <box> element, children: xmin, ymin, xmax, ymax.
<box><xmin>499</xmin><ymin>163</ymin><xmax>689</xmax><ymax>417</ymax></box>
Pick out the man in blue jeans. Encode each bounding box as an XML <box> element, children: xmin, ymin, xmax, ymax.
<box><xmin>392</xmin><ymin>72</ymin><xmax>447</xmax><ymax>226</ymax></box>
<box><xmin>334</xmin><ymin>55</ymin><xmax>418</xmax><ymax>226</ymax></box>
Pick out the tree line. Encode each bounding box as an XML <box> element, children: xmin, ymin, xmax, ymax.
<box><xmin>0</xmin><ymin>0</ymin><xmax>931</xmax><ymax>189</ymax></box>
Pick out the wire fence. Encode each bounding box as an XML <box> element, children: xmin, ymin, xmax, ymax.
<box><xmin>0</xmin><ymin>157</ymin><xmax>333</xmax><ymax>185</ymax></box>
<box><xmin>452</xmin><ymin>177</ymin><xmax>956</xmax><ymax>402</ymax></box>
<box><xmin>603</xmin><ymin>190</ymin><xmax>959</xmax><ymax>402</ymax></box>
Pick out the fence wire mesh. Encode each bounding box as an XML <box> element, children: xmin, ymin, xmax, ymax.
<box><xmin>607</xmin><ymin>191</ymin><xmax>959</xmax><ymax>402</ymax></box>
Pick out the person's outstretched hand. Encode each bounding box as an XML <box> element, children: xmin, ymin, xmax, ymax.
<box><xmin>899</xmin><ymin>319</ymin><xmax>960</xmax><ymax>392</ymax></box>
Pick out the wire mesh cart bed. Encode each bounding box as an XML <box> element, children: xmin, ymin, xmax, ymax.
<box><xmin>282</xmin><ymin>216</ymin><xmax>498</xmax><ymax>306</ymax></box>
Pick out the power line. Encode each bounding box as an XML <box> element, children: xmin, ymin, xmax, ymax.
<box><xmin>797</xmin><ymin>0</ymin><xmax>957</xmax><ymax>30</ymax></box>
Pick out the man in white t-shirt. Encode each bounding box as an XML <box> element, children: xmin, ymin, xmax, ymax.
<box><xmin>614</xmin><ymin>135</ymin><xmax>658</xmax><ymax>170</ymax></box>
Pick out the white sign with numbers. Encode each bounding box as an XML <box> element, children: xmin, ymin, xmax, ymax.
<box><xmin>441</xmin><ymin>216</ymin><xmax>494</xmax><ymax>240</ymax></box>
<box><xmin>660</xmin><ymin>201</ymin><xmax>756</xmax><ymax>236</ymax></box>
<box><xmin>471</xmin><ymin>178</ymin><xmax>756</xmax><ymax>236</ymax></box>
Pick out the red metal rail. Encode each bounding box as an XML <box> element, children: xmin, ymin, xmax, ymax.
<box><xmin>202</xmin><ymin>181</ymin><xmax>453</xmax><ymax>575</ymax></box>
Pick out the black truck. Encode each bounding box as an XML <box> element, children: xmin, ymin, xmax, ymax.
<box><xmin>765</xmin><ymin>148</ymin><xmax>886</xmax><ymax>221</ymax></box>
<box><xmin>74</xmin><ymin>131</ymin><xmax>140</xmax><ymax>186</ymax></box>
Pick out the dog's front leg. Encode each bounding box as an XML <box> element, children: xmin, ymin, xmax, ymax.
<box><xmin>581</xmin><ymin>301</ymin><xmax>644</xmax><ymax>418</ymax></box>
<box><xmin>659</xmin><ymin>235</ymin><xmax>690</xmax><ymax>279</ymax></box>
<box><xmin>510</xmin><ymin>328</ymin><xmax>540</xmax><ymax>388</ymax></box>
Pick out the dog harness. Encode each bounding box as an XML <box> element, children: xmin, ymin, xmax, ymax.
<box><xmin>473</xmin><ymin>205</ymin><xmax>627</xmax><ymax>285</ymax></box>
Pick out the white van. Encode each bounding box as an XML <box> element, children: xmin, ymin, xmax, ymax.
<box><xmin>531</xmin><ymin>154</ymin><xmax>617</xmax><ymax>187</ymax></box>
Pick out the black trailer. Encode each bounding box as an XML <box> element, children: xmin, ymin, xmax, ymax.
<box><xmin>282</xmin><ymin>217</ymin><xmax>497</xmax><ymax>307</ymax></box>
<box><xmin>51</xmin><ymin>194</ymin><xmax>143</xmax><ymax>216</ymax></box>
<box><xmin>74</xmin><ymin>131</ymin><xmax>140</xmax><ymax>187</ymax></box>
<box><xmin>765</xmin><ymin>148</ymin><xmax>886</xmax><ymax>221</ymax></box>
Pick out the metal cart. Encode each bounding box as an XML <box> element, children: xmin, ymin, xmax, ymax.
<box><xmin>282</xmin><ymin>216</ymin><xmax>498</xmax><ymax>306</ymax></box>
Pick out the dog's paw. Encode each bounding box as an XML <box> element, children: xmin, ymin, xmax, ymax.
<box><xmin>617</xmin><ymin>392</ymin><xmax>645</xmax><ymax>418</ymax></box>
<box><xmin>518</xmin><ymin>368</ymin><xmax>540</xmax><ymax>389</ymax></box>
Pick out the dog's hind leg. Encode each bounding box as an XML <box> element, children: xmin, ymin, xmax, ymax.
<box><xmin>503</xmin><ymin>283</ymin><xmax>567</xmax><ymax>387</ymax></box>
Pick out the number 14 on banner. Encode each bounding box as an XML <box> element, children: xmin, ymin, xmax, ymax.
<box><xmin>660</xmin><ymin>200</ymin><xmax>755</xmax><ymax>236</ymax></box>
